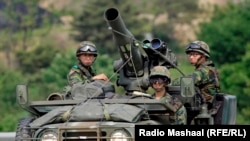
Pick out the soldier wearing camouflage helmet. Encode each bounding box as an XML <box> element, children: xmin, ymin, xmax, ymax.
<box><xmin>149</xmin><ymin>66</ymin><xmax>187</xmax><ymax>125</ymax></box>
<box><xmin>184</xmin><ymin>40</ymin><xmax>220</xmax><ymax>104</ymax></box>
<box><xmin>67</xmin><ymin>41</ymin><xmax>109</xmax><ymax>86</ymax></box>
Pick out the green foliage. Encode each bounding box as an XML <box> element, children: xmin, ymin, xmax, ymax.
<box><xmin>0</xmin><ymin>69</ymin><xmax>30</xmax><ymax>131</ymax></box>
<box><xmin>0</xmin><ymin>0</ymin><xmax>62</xmax><ymax>131</ymax></box>
<box><xmin>198</xmin><ymin>1</ymin><xmax>250</xmax><ymax>124</ymax></box>
<box><xmin>219</xmin><ymin>45</ymin><xmax>250</xmax><ymax>124</ymax></box>
<box><xmin>198</xmin><ymin>2</ymin><xmax>250</xmax><ymax>65</ymax></box>
<box><xmin>0</xmin><ymin>110</ymin><xmax>30</xmax><ymax>131</ymax></box>
<box><xmin>0</xmin><ymin>70</ymin><xmax>25</xmax><ymax>105</ymax></box>
<box><xmin>41</xmin><ymin>50</ymin><xmax>75</xmax><ymax>95</ymax></box>
<box><xmin>1</xmin><ymin>0</ymin><xmax>58</xmax><ymax>50</ymax></box>
<box><xmin>16</xmin><ymin>44</ymin><xmax>59</xmax><ymax>74</ymax></box>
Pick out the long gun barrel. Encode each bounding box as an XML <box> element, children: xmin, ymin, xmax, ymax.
<box><xmin>104</xmin><ymin>8</ymin><xmax>144</xmax><ymax>76</ymax></box>
<box><xmin>104</xmin><ymin>8</ymin><xmax>149</xmax><ymax>94</ymax></box>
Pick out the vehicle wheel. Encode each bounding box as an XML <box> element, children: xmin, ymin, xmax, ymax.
<box><xmin>15</xmin><ymin>117</ymin><xmax>35</xmax><ymax>141</ymax></box>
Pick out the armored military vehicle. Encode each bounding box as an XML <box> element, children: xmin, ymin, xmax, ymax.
<box><xmin>15</xmin><ymin>8</ymin><xmax>237</xmax><ymax>141</ymax></box>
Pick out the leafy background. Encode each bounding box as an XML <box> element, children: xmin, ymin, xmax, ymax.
<box><xmin>0</xmin><ymin>0</ymin><xmax>250</xmax><ymax>131</ymax></box>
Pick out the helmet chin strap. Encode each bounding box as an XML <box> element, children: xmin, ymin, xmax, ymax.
<box><xmin>93</xmin><ymin>57</ymin><xmax>97</xmax><ymax>63</ymax></box>
<box><xmin>194</xmin><ymin>55</ymin><xmax>204</xmax><ymax>68</ymax></box>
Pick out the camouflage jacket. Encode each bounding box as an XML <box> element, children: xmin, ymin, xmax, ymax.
<box><xmin>192</xmin><ymin>60</ymin><xmax>220</xmax><ymax>102</ymax></box>
<box><xmin>67</xmin><ymin>62</ymin><xmax>96</xmax><ymax>86</ymax></box>
<box><xmin>152</xmin><ymin>92</ymin><xmax>183</xmax><ymax>111</ymax></box>
<box><xmin>152</xmin><ymin>91</ymin><xmax>186</xmax><ymax>125</ymax></box>
<box><xmin>172</xmin><ymin>60</ymin><xmax>220</xmax><ymax>103</ymax></box>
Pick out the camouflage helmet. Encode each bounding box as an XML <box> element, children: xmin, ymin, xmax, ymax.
<box><xmin>185</xmin><ymin>41</ymin><xmax>210</xmax><ymax>58</ymax></box>
<box><xmin>150</xmin><ymin>66</ymin><xmax>171</xmax><ymax>82</ymax></box>
<box><xmin>76</xmin><ymin>41</ymin><xmax>98</xmax><ymax>57</ymax></box>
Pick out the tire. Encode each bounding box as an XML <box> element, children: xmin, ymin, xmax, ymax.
<box><xmin>15</xmin><ymin>117</ymin><xmax>35</xmax><ymax>141</ymax></box>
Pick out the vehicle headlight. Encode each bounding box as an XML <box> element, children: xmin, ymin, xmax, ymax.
<box><xmin>40</xmin><ymin>130</ymin><xmax>58</xmax><ymax>141</ymax></box>
<box><xmin>110</xmin><ymin>129</ymin><xmax>131</xmax><ymax>141</ymax></box>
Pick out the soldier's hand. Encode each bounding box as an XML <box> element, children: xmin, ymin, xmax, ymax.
<box><xmin>92</xmin><ymin>73</ymin><xmax>109</xmax><ymax>81</ymax></box>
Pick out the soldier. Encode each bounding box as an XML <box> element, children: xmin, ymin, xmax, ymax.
<box><xmin>55</xmin><ymin>41</ymin><xmax>115</xmax><ymax>100</ymax></box>
<box><xmin>184</xmin><ymin>41</ymin><xmax>220</xmax><ymax>104</ymax></box>
<box><xmin>67</xmin><ymin>41</ymin><xmax>109</xmax><ymax>86</ymax></box>
<box><xmin>149</xmin><ymin>66</ymin><xmax>187</xmax><ymax>125</ymax></box>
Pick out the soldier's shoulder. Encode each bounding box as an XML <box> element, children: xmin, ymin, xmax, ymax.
<box><xmin>72</xmin><ymin>64</ymin><xmax>79</xmax><ymax>69</ymax></box>
<box><xmin>68</xmin><ymin>65</ymin><xmax>81</xmax><ymax>75</ymax></box>
<box><xmin>196</xmin><ymin>67</ymin><xmax>209</xmax><ymax>73</ymax></box>
<box><xmin>163</xmin><ymin>93</ymin><xmax>172</xmax><ymax>100</ymax></box>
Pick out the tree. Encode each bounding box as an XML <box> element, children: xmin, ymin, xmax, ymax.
<box><xmin>0</xmin><ymin>69</ymin><xmax>28</xmax><ymax>131</ymax></box>
<box><xmin>198</xmin><ymin>2</ymin><xmax>250</xmax><ymax>66</ymax></box>
<box><xmin>16</xmin><ymin>44</ymin><xmax>59</xmax><ymax>74</ymax></box>
<box><xmin>219</xmin><ymin>44</ymin><xmax>250</xmax><ymax>124</ymax></box>
<box><xmin>0</xmin><ymin>0</ymin><xmax>60</xmax><ymax>69</ymax></box>
<box><xmin>40</xmin><ymin>50</ymin><xmax>75</xmax><ymax>95</ymax></box>
<box><xmin>198</xmin><ymin>1</ymin><xmax>250</xmax><ymax>124</ymax></box>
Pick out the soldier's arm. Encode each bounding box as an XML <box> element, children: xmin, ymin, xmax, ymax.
<box><xmin>92</xmin><ymin>73</ymin><xmax>109</xmax><ymax>81</ymax></box>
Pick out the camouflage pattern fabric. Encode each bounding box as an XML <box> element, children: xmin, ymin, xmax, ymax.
<box><xmin>192</xmin><ymin>61</ymin><xmax>220</xmax><ymax>103</ymax></box>
<box><xmin>174</xmin><ymin>106</ymin><xmax>187</xmax><ymax>125</ymax></box>
<box><xmin>167</xmin><ymin>96</ymin><xmax>187</xmax><ymax>125</ymax></box>
<box><xmin>67</xmin><ymin>62</ymin><xmax>96</xmax><ymax>86</ymax></box>
<box><xmin>172</xmin><ymin>60</ymin><xmax>220</xmax><ymax>103</ymax></box>
<box><xmin>154</xmin><ymin>93</ymin><xmax>187</xmax><ymax>125</ymax></box>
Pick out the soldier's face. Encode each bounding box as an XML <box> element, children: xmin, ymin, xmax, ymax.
<box><xmin>187</xmin><ymin>51</ymin><xmax>202</xmax><ymax>65</ymax></box>
<box><xmin>79</xmin><ymin>53</ymin><xmax>96</xmax><ymax>66</ymax></box>
<box><xmin>151</xmin><ymin>78</ymin><xmax>167</xmax><ymax>92</ymax></box>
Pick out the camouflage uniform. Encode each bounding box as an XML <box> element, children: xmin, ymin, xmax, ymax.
<box><xmin>172</xmin><ymin>41</ymin><xmax>220</xmax><ymax>103</ymax></box>
<box><xmin>152</xmin><ymin>92</ymin><xmax>187</xmax><ymax>125</ymax></box>
<box><xmin>62</xmin><ymin>41</ymin><xmax>98</xmax><ymax>94</ymax></box>
<box><xmin>67</xmin><ymin>41</ymin><xmax>98</xmax><ymax>86</ymax></box>
<box><xmin>67</xmin><ymin>62</ymin><xmax>96</xmax><ymax>86</ymax></box>
<box><xmin>192</xmin><ymin>60</ymin><xmax>220</xmax><ymax>103</ymax></box>
<box><xmin>150</xmin><ymin>66</ymin><xmax>187</xmax><ymax>125</ymax></box>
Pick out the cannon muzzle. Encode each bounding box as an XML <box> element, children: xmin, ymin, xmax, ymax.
<box><xmin>104</xmin><ymin>8</ymin><xmax>133</xmax><ymax>46</ymax></box>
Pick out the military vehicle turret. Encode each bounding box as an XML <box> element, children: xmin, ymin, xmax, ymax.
<box><xmin>15</xmin><ymin>7</ymin><xmax>237</xmax><ymax>141</ymax></box>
